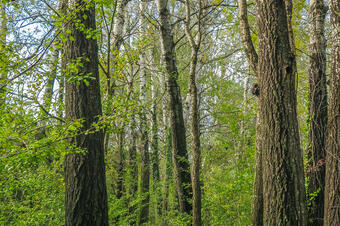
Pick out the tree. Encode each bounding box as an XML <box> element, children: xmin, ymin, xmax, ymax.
<box><xmin>324</xmin><ymin>0</ymin><xmax>340</xmax><ymax>225</ymax></box>
<box><xmin>237</xmin><ymin>1</ymin><xmax>262</xmax><ymax>224</ymax></box>
<box><xmin>0</xmin><ymin>1</ymin><xmax>7</xmax><ymax>104</ymax></box>
<box><xmin>139</xmin><ymin>1</ymin><xmax>150</xmax><ymax>223</ymax></box>
<box><xmin>307</xmin><ymin>0</ymin><xmax>328</xmax><ymax>225</ymax></box>
<box><xmin>157</xmin><ymin>0</ymin><xmax>192</xmax><ymax>215</ymax></box>
<box><xmin>63</xmin><ymin>0</ymin><xmax>108</xmax><ymax>225</ymax></box>
<box><xmin>256</xmin><ymin>0</ymin><xmax>307</xmax><ymax>224</ymax></box>
<box><xmin>184</xmin><ymin>0</ymin><xmax>203</xmax><ymax>224</ymax></box>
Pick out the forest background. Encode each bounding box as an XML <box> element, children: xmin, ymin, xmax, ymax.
<box><xmin>0</xmin><ymin>0</ymin><xmax>338</xmax><ymax>225</ymax></box>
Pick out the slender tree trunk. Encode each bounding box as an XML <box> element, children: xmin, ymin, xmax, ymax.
<box><xmin>184</xmin><ymin>0</ymin><xmax>203</xmax><ymax>224</ymax></box>
<box><xmin>139</xmin><ymin>2</ymin><xmax>150</xmax><ymax>224</ymax></box>
<box><xmin>116</xmin><ymin>131</ymin><xmax>125</xmax><ymax>200</ymax></box>
<box><xmin>43</xmin><ymin>48</ymin><xmax>59</xmax><ymax>113</ymax></box>
<box><xmin>0</xmin><ymin>2</ymin><xmax>7</xmax><ymax>104</ymax></box>
<box><xmin>256</xmin><ymin>0</ymin><xmax>307</xmax><ymax>225</ymax></box>
<box><xmin>324</xmin><ymin>1</ymin><xmax>340</xmax><ymax>225</ymax></box>
<box><xmin>307</xmin><ymin>1</ymin><xmax>328</xmax><ymax>225</ymax></box>
<box><xmin>237</xmin><ymin>2</ymin><xmax>263</xmax><ymax>225</ymax></box>
<box><xmin>157</xmin><ymin>0</ymin><xmax>192</xmax><ymax>215</ymax></box>
<box><xmin>63</xmin><ymin>1</ymin><xmax>108</xmax><ymax>225</ymax></box>
<box><xmin>162</xmin><ymin>126</ymin><xmax>172</xmax><ymax>224</ymax></box>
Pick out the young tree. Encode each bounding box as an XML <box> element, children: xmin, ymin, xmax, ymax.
<box><xmin>324</xmin><ymin>0</ymin><xmax>340</xmax><ymax>225</ymax></box>
<box><xmin>0</xmin><ymin>1</ymin><xmax>7</xmax><ymax>104</ymax></box>
<box><xmin>139</xmin><ymin>1</ymin><xmax>150</xmax><ymax>223</ymax></box>
<box><xmin>184</xmin><ymin>0</ymin><xmax>203</xmax><ymax>224</ymax></box>
<box><xmin>157</xmin><ymin>0</ymin><xmax>192</xmax><ymax>215</ymax></box>
<box><xmin>237</xmin><ymin>1</ymin><xmax>262</xmax><ymax>225</ymax></box>
<box><xmin>256</xmin><ymin>0</ymin><xmax>307</xmax><ymax>224</ymax></box>
<box><xmin>307</xmin><ymin>0</ymin><xmax>328</xmax><ymax>224</ymax></box>
<box><xmin>63</xmin><ymin>0</ymin><xmax>108</xmax><ymax>225</ymax></box>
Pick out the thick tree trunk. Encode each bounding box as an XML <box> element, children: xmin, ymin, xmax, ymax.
<box><xmin>307</xmin><ymin>0</ymin><xmax>328</xmax><ymax>225</ymax></box>
<box><xmin>324</xmin><ymin>1</ymin><xmax>340</xmax><ymax>225</ymax></box>
<box><xmin>63</xmin><ymin>1</ymin><xmax>108</xmax><ymax>225</ymax></box>
<box><xmin>157</xmin><ymin>0</ymin><xmax>192</xmax><ymax>215</ymax></box>
<box><xmin>256</xmin><ymin>0</ymin><xmax>307</xmax><ymax>225</ymax></box>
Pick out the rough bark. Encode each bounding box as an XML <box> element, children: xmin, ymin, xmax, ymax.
<box><xmin>324</xmin><ymin>1</ymin><xmax>340</xmax><ymax>225</ymax></box>
<box><xmin>184</xmin><ymin>0</ymin><xmax>202</xmax><ymax>225</ymax></box>
<box><xmin>63</xmin><ymin>1</ymin><xmax>108</xmax><ymax>225</ymax></box>
<box><xmin>157</xmin><ymin>0</ymin><xmax>192</xmax><ymax>215</ymax></box>
<box><xmin>256</xmin><ymin>0</ymin><xmax>307</xmax><ymax>225</ymax></box>
<box><xmin>307</xmin><ymin>0</ymin><xmax>328</xmax><ymax>225</ymax></box>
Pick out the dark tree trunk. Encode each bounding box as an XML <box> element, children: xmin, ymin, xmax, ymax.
<box><xmin>307</xmin><ymin>0</ymin><xmax>328</xmax><ymax>225</ymax></box>
<box><xmin>324</xmin><ymin>1</ymin><xmax>340</xmax><ymax>225</ymax></box>
<box><xmin>256</xmin><ymin>0</ymin><xmax>307</xmax><ymax>225</ymax></box>
<box><xmin>157</xmin><ymin>0</ymin><xmax>192</xmax><ymax>215</ymax></box>
<box><xmin>63</xmin><ymin>1</ymin><xmax>108</xmax><ymax>225</ymax></box>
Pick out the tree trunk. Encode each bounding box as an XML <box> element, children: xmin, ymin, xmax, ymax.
<box><xmin>251</xmin><ymin>112</ymin><xmax>263</xmax><ymax>226</ymax></box>
<box><xmin>184</xmin><ymin>0</ymin><xmax>203</xmax><ymax>224</ymax></box>
<box><xmin>0</xmin><ymin>1</ymin><xmax>7</xmax><ymax>104</ymax></box>
<box><xmin>256</xmin><ymin>0</ymin><xmax>307</xmax><ymax>225</ymax></box>
<box><xmin>139</xmin><ymin>1</ymin><xmax>150</xmax><ymax>223</ymax></box>
<box><xmin>157</xmin><ymin>0</ymin><xmax>192</xmax><ymax>215</ymax></box>
<box><xmin>324</xmin><ymin>1</ymin><xmax>340</xmax><ymax>225</ymax></box>
<box><xmin>63</xmin><ymin>1</ymin><xmax>108</xmax><ymax>225</ymax></box>
<box><xmin>307</xmin><ymin>0</ymin><xmax>328</xmax><ymax>225</ymax></box>
<box><xmin>237</xmin><ymin>2</ymin><xmax>263</xmax><ymax>225</ymax></box>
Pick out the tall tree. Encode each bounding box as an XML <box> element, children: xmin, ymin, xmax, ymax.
<box><xmin>139</xmin><ymin>1</ymin><xmax>150</xmax><ymax>223</ymax></box>
<box><xmin>184</xmin><ymin>0</ymin><xmax>203</xmax><ymax>224</ymax></box>
<box><xmin>324</xmin><ymin>0</ymin><xmax>340</xmax><ymax>225</ymax></box>
<box><xmin>237</xmin><ymin>1</ymin><xmax>262</xmax><ymax>225</ymax></box>
<box><xmin>0</xmin><ymin>1</ymin><xmax>7</xmax><ymax>104</ymax></box>
<box><xmin>157</xmin><ymin>0</ymin><xmax>192</xmax><ymax>215</ymax></box>
<box><xmin>63</xmin><ymin>0</ymin><xmax>108</xmax><ymax>225</ymax></box>
<box><xmin>307</xmin><ymin>0</ymin><xmax>328</xmax><ymax>225</ymax></box>
<box><xmin>256</xmin><ymin>0</ymin><xmax>307</xmax><ymax>224</ymax></box>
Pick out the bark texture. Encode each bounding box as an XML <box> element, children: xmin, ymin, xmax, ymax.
<box><xmin>184</xmin><ymin>0</ymin><xmax>202</xmax><ymax>224</ymax></box>
<box><xmin>256</xmin><ymin>0</ymin><xmax>307</xmax><ymax>225</ymax></box>
<box><xmin>307</xmin><ymin>0</ymin><xmax>328</xmax><ymax>225</ymax></box>
<box><xmin>157</xmin><ymin>0</ymin><xmax>192</xmax><ymax>215</ymax></box>
<box><xmin>63</xmin><ymin>1</ymin><xmax>108</xmax><ymax>225</ymax></box>
<box><xmin>324</xmin><ymin>0</ymin><xmax>340</xmax><ymax>225</ymax></box>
